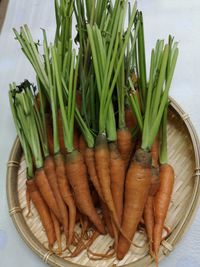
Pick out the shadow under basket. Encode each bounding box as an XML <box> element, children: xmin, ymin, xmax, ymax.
<box><xmin>6</xmin><ymin>97</ymin><xmax>200</xmax><ymax>267</ymax></box>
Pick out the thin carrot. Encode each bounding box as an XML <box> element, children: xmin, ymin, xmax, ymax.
<box><xmin>85</xmin><ymin>147</ymin><xmax>103</xmax><ymax>200</ymax></box>
<box><xmin>66</xmin><ymin>150</ymin><xmax>105</xmax><ymax>235</ymax></box>
<box><xmin>109</xmin><ymin>142</ymin><xmax>125</xmax><ymax>225</ymax></box>
<box><xmin>50</xmin><ymin>211</ymin><xmax>62</xmax><ymax>255</ymax></box>
<box><xmin>26</xmin><ymin>179</ymin><xmax>56</xmax><ymax>250</ymax></box>
<box><xmin>117</xmin><ymin>128</ymin><xmax>133</xmax><ymax>169</ymax></box>
<box><xmin>35</xmin><ymin>168</ymin><xmax>62</xmax><ymax>223</ymax></box>
<box><xmin>55</xmin><ymin>152</ymin><xmax>76</xmax><ymax>247</ymax></box>
<box><xmin>26</xmin><ymin>187</ymin><xmax>32</xmax><ymax>217</ymax></box>
<box><xmin>101</xmin><ymin>201</ymin><xmax>114</xmax><ymax>238</ymax></box>
<box><xmin>117</xmin><ymin>149</ymin><xmax>152</xmax><ymax>260</ymax></box>
<box><xmin>44</xmin><ymin>156</ymin><xmax>69</xmax><ymax>243</ymax></box>
<box><xmin>153</xmin><ymin>164</ymin><xmax>174</xmax><ymax>263</ymax></box>
<box><xmin>144</xmin><ymin>166</ymin><xmax>160</xmax><ymax>253</ymax></box>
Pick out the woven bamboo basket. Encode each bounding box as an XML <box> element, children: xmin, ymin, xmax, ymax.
<box><xmin>6</xmin><ymin>97</ymin><xmax>200</xmax><ymax>267</ymax></box>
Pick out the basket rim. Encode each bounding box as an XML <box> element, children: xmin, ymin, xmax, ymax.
<box><xmin>6</xmin><ymin>97</ymin><xmax>200</xmax><ymax>267</ymax></box>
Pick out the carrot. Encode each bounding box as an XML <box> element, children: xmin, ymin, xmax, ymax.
<box><xmin>44</xmin><ymin>156</ymin><xmax>69</xmax><ymax>243</ymax></box>
<box><xmin>66</xmin><ymin>150</ymin><xmax>105</xmax><ymax>235</ymax></box>
<box><xmin>101</xmin><ymin>202</ymin><xmax>114</xmax><ymax>238</ymax></box>
<box><xmin>151</xmin><ymin>136</ymin><xmax>159</xmax><ymax>168</ymax></box>
<box><xmin>95</xmin><ymin>135</ymin><xmax>119</xmax><ymax>224</ymax></box>
<box><xmin>35</xmin><ymin>168</ymin><xmax>62</xmax><ymax>222</ymax></box>
<box><xmin>57</xmin><ymin>109</ymin><xmax>66</xmax><ymax>155</ymax></box>
<box><xmin>79</xmin><ymin>134</ymin><xmax>87</xmax><ymax>156</ymax></box>
<box><xmin>85</xmin><ymin>147</ymin><xmax>103</xmax><ymax>200</ymax></box>
<box><xmin>153</xmin><ymin>164</ymin><xmax>174</xmax><ymax>263</ymax></box>
<box><xmin>54</xmin><ymin>153</ymin><xmax>76</xmax><ymax>247</ymax></box>
<box><xmin>50</xmin><ymin>211</ymin><xmax>62</xmax><ymax>255</ymax></box>
<box><xmin>26</xmin><ymin>179</ymin><xmax>56</xmax><ymax>250</ymax></box>
<box><xmin>45</xmin><ymin>113</ymin><xmax>54</xmax><ymax>155</ymax></box>
<box><xmin>109</xmin><ymin>142</ymin><xmax>125</xmax><ymax>225</ymax></box>
<box><xmin>144</xmin><ymin>167</ymin><xmax>160</xmax><ymax>253</ymax></box>
<box><xmin>125</xmin><ymin>106</ymin><xmax>136</xmax><ymax>129</ymax></box>
<box><xmin>117</xmin><ymin>149</ymin><xmax>152</xmax><ymax>260</ymax></box>
<box><xmin>117</xmin><ymin>128</ymin><xmax>133</xmax><ymax>169</ymax></box>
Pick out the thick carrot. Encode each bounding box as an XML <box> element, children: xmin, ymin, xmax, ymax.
<box><xmin>55</xmin><ymin>152</ymin><xmax>76</xmax><ymax>247</ymax></box>
<box><xmin>45</xmin><ymin>113</ymin><xmax>54</xmax><ymax>155</ymax></box>
<box><xmin>117</xmin><ymin>149</ymin><xmax>152</xmax><ymax>260</ymax></box>
<box><xmin>26</xmin><ymin>179</ymin><xmax>56</xmax><ymax>250</ymax></box>
<box><xmin>26</xmin><ymin>187</ymin><xmax>32</xmax><ymax>217</ymax></box>
<box><xmin>153</xmin><ymin>164</ymin><xmax>174</xmax><ymax>263</ymax></box>
<box><xmin>44</xmin><ymin>156</ymin><xmax>69</xmax><ymax>242</ymax></box>
<box><xmin>109</xmin><ymin>142</ymin><xmax>125</xmax><ymax>225</ymax></box>
<box><xmin>35</xmin><ymin>168</ymin><xmax>62</xmax><ymax>222</ymax></box>
<box><xmin>57</xmin><ymin>109</ymin><xmax>66</xmax><ymax>155</ymax></box>
<box><xmin>66</xmin><ymin>150</ymin><xmax>105</xmax><ymax>235</ymax></box>
<box><xmin>50</xmin><ymin>211</ymin><xmax>62</xmax><ymax>255</ymax></box>
<box><xmin>117</xmin><ymin>128</ymin><xmax>133</xmax><ymax>169</ymax></box>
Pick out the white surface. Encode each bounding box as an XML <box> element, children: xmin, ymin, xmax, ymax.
<box><xmin>0</xmin><ymin>1</ymin><xmax>200</xmax><ymax>266</ymax></box>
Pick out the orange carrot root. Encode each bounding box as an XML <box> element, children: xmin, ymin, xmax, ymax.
<box><xmin>109</xmin><ymin>142</ymin><xmax>125</xmax><ymax>225</ymax></box>
<box><xmin>101</xmin><ymin>202</ymin><xmax>114</xmax><ymax>238</ymax></box>
<box><xmin>79</xmin><ymin>135</ymin><xmax>87</xmax><ymax>156</ymax></box>
<box><xmin>153</xmin><ymin>164</ymin><xmax>174</xmax><ymax>261</ymax></box>
<box><xmin>26</xmin><ymin>187</ymin><xmax>32</xmax><ymax>217</ymax></box>
<box><xmin>50</xmin><ymin>211</ymin><xmax>62</xmax><ymax>255</ymax></box>
<box><xmin>73</xmin><ymin>127</ymin><xmax>79</xmax><ymax>150</ymax></box>
<box><xmin>85</xmin><ymin>147</ymin><xmax>103</xmax><ymax>200</ymax></box>
<box><xmin>55</xmin><ymin>153</ymin><xmax>76</xmax><ymax>247</ymax></box>
<box><xmin>125</xmin><ymin>107</ymin><xmax>136</xmax><ymax>129</ymax></box>
<box><xmin>117</xmin><ymin>128</ymin><xmax>133</xmax><ymax>169</ymax></box>
<box><xmin>44</xmin><ymin>156</ymin><xmax>69</xmax><ymax>243</ymax></box>
<box><xmin>117</xmin><ymin>149</ymin><xmax>152</xmax><ymax>260</ymax></box>
<box><xmin>26</xmin><ymin>179</ymin><xmax>56</xmax><ymax>250</ymax></box>
<box><xmin>151</xmin><ymin>137</ymin><xmax>159</xmax><ymax>168</ymax></box>
<box><xmin>66</xmin><ymin>150</ymin><xmax>105</xmax><ymax>235</ymax></box>
<box><xmin>35</xmin><ymin>168</ymin><xmax>62</xmax><ymax>222</ymax></box>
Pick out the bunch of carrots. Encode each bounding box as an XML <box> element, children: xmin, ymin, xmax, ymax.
<box><xmin>8</xmin><ymin>0</ymin><xmax>178</xmax><ymax>265</ymax></box>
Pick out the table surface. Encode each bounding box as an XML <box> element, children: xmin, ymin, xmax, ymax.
<box><xmin>0</xmin><ymin>1</ymin><xmax>200</xmax><ymax>266</ymax></box>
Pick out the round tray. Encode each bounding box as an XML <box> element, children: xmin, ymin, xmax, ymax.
<box><xmin>6</xmin><ymin>98</ymin><xmax>200</xmax><ymax>267</ymax></box>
